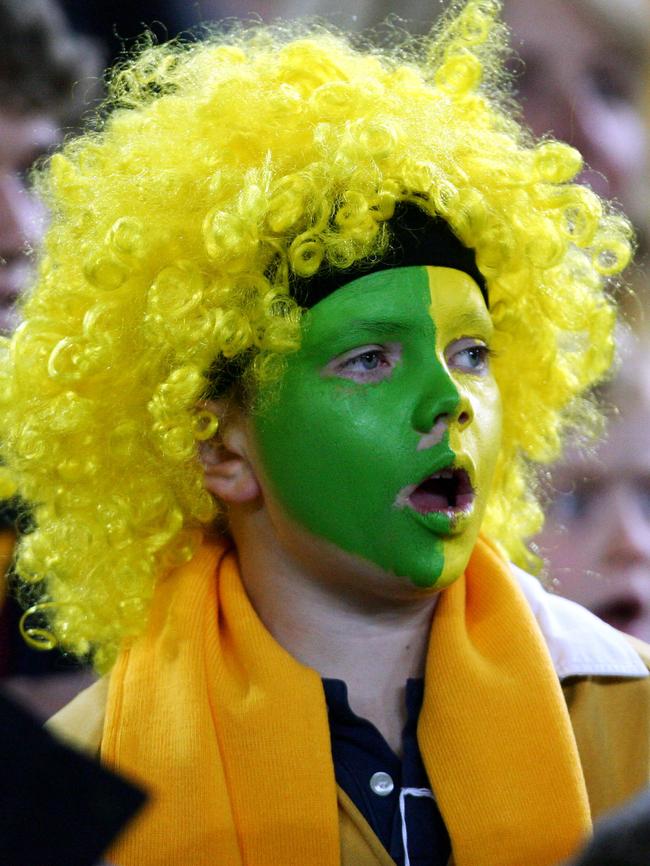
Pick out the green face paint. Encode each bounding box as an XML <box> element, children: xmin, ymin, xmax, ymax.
<box><xmin>252</xmin><ymin>266</ymin><xmax>502</xmax><ymax>589</ymax></box>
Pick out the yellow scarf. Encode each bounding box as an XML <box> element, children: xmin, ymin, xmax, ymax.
<box><xmin>103</xmin><ymin>536</ymin><xmax>591</xmax><ymax>866</ymax></box>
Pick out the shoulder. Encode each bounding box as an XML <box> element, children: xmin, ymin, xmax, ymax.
<box><xmin>621</xmin><ymin>633</ymin><xmax>650</xmax><ymax>672</ymax></box>
<box><xmin>46</xmin><ymin>676</ymin><xmax>108</xmax><ymax>756</ymax></box>
<box><xmin>508</xmin><ymin>564</ymin><xmax>650</xmax><ymax>816</ymax></box>
<box><xmin>510</xmin><ymin>563</ymin><xmax>650</xmax><ymax>680</ymax></box>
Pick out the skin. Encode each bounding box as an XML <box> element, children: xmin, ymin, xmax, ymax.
<box><xmin>537</xmin><ymin>339</ymin><xmax>650</xmax><ymax>641</ymax></box>
<box><xmin>0</xmin><ymin>109</ymin><xmax>59</xmax><ymax>334</ymax></box>
<box><xmin>203</xmin><ymin>264</ymin><xmax>502</xmax><ymax>750</ymax></box>
<box><xmin>252</xmin><ymin>265</ymin><xmax>501</xmax><ymax>590</ymax></box>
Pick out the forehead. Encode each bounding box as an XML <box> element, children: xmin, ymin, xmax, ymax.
<box><xmin>589</xmin><ymin>347</ymin><xmax>650</xmax><ymax>474</ymax></box>
<box><xmin>553</xmin><ymin>401</ymin><xmax>650</xmax><ymax>488</ymax></box>
<box><xmin>300</xmin><ymin>266</ymin><xmax>491</xmax><ymax>349</ymax></box>
<box><xmin>596</xmin><ymin>404</ymin><xmax>650</xmax><ymax>475</ymax></box>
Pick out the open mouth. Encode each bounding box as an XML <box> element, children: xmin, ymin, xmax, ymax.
<box><xmin>408</xmin><ymin>468</ymin><xmax>475</xmax><ymax>516</ymax></box>
<box><xmin>593</xmin><ymin>595</ymin><xmax>645</xmax><ymax>634</ymax></box>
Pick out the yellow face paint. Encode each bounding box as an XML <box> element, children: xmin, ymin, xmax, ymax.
<box><xmin>424</xmin><ymin>267</ymin><xmax>502</xmax><ymax>586</ymax></box>
<box><xmin>253</xmin><ymin>266</ymin><xmax>502</xmax><ymax>590</ymax></box>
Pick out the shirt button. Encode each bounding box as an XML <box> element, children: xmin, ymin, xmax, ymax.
<box><xmin>370</xmin><ymin>771</ymin><xmax>395</xmax><ymax>796</ymax></box>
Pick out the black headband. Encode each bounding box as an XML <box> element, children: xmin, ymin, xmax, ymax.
<box><xmin>289</xmin><ymin>201</ymin><xmax>487</xmax><ymax>308</ymax></box>
<box><xmin>206</xmin><ymin>205</ymin><xmax>486</xmax><ymax>397</ymax></box>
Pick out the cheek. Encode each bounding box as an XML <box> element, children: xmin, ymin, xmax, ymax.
<box><xmin>467</xmin><ymin>382</ymin><xmax>502</xmax><ymax>480</ymax></box>
<box><xmin>252</xmin><ymin>382</ymin><xmax>385</xmax><ymax>512</ymax></box>
<box><xmin>537</xmin><ymin>515</ymin><xmax>602</xmax><ymax>573</ymax></box>
<box><xmin>537</xmin><ymin>528</ymin><xmax>605</xmax><ymax>609</ymax></box>
<box><xmin>478</xmin><ymin>381</ymin><xmax>501</xmax><ymax>432</ymax></box>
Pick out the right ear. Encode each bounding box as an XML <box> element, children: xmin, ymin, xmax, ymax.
<box><xmin>199</xmin><ymin>400</ymin><xmax>262</xmax><ymax>504</ymax></box>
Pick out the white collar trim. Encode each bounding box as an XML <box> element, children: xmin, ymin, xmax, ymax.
<box><xmin>511</xmin><ymin>563</ymin><xmax>649</xmax><ymax>680</ymax></box>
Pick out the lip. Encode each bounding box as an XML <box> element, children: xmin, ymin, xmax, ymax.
<box><xmin>593</xmin><ymin>592</ymin><xmax>649</xmax><ymax>638</ymax></box>
<box><xmin>395</xmin><ymin>454</ymin><xmax>476</xmax><ymax>537</ymax></box>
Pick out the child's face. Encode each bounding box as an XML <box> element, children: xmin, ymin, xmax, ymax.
<box><xmin>252</xmin><ymin>266</ymin><xmax>502</xmax><ymax>590</ymax></box>
<box><xmin>536</xmin><ymin>340</ymin><xmax>650</xmax><ymax>640</ymax></box>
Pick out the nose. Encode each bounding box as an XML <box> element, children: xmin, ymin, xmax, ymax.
<box><xmin>412</xmin><ymin>368</ymin><xmax>472</xmax><ymax>437</ymax></box>
<box><xmin>455</xmin><ymin>397</ymin><xmax>473</xmax><ymax>430</ymax></box>
<box><xmin>601</xmin><ymin>485</ymin><xmax>650</xmax><ymax>570</ymax></box>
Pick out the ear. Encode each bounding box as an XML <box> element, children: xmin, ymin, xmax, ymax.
<box><xmin>199</xmin><ymin>400</ymin><xmax>262</xmax><ymax>504</ymax></box>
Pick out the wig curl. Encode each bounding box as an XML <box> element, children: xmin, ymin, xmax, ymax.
<box><xmin>0</xmin><ymin>0</ymin><xmax>631</xmax><ymax>670</ymax></box>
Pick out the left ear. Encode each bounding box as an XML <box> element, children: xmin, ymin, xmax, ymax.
<box><xmin>199</xmin><ymin>400</ymin><xmax>262</xmax><ymax>504</ymax></box>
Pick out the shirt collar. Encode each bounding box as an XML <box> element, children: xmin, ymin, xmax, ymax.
<box><xmin>511</xmin><ymin>563</ymin><xmax>649</xmax><ymax>680</ymax></box>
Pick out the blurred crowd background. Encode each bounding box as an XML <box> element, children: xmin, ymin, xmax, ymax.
<box><xmin>1</xmin><ymin>0</ymin><xmax>650</xmax><ymax>717</ymax></box>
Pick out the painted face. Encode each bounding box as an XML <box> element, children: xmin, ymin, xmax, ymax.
<box><xmin>252</xmin><ymin>266</ymin><xmax>502</xmax><ymax>589</ymax></box>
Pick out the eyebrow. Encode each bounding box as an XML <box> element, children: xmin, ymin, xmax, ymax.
<box><xmin>304</xmin><ymin>318</ymin><xmax>421</xmax><ymax>359</ymax></box>
<box><xmin>345</xmin><ymin>310</ymin><xmax>493</xmax><ymax>340</ymax></box>
<box><xmin>306</xmin><ymin>308</ymin><xmax>493</xmax><ymax>355</ymax></box>
<box><xmin>451</xmin><ymin>310</ymin><xmax>493</xmax><ymax>334</ymax></box>
<box><xmin>343</xmin><ymin>319</ymin><xmax>418</xmax><ymax>338</ymax></box>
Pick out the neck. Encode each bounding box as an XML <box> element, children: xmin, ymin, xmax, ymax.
<box><xmin>229</xmin><ymin>507</ymin><xmax>439</xmax><ymax>753</ymax></box>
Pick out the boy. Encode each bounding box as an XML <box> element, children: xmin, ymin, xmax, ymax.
<box><xmin>1</xmin><ymin>2</ymin><xmax>649</xmax><ymax>864</ymax></box>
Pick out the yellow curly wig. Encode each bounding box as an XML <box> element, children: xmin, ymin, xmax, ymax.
<box><xmin>0</xmin><ymin>0</ymin><xmax>632</xmax><ymax>670</ymax></box>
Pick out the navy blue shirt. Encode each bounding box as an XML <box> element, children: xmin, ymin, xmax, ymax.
<box><xmin>323</xmin><ymin>678</ymin><xmax>450</xmax><ymax>866</ymax></box>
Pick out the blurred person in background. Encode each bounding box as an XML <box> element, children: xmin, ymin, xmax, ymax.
<box><xmin>536</xmin><ymin>317</ymin><xmax>650</xmax><ymax>642</ymax></box>
<box><xmin>566</xmin><ymin>786</ymin><xmax>650</xmax><ymax>866</ymax></box>
<box><xmin>0</xmin><ymin>689</ymin><xmax>145</xmax><ymax>866</ymax></box>
<box><xmin>503</xmin><ymin>0</ymin><xmax>650</xmax><ymax>249</ymax></box>
<box><xmin>0</xmin><ymin>0</ymin><xmax>102</xmax><ymax>718</ymax></box>
<box><xmin>198</xmin><ymin>0</ymin><xmax>444</xmax><ymax>30</ymax></box>
<box><xmin>62</xmin><ymin>0</ymin><xmax>650</xmax><ymax>244</ymax></box>
<box><xmin>502</xmin><ymin>0</ymin><xmax>650</xmax><ymax>642</ymax></box>
<box><xmin>0</xmin><ymin>0</ymin><xmax>100</xmax><ymax>333</ymax></box>
<box><xmin>196</xmin><ymin>0</ymin><xmax>650</xmax><ymax>243</ymax></box>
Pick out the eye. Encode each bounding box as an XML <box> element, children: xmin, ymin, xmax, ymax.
<box><xmin>547</xmin><ymin>480</ymin><xmax>600</xmax><ymax>524</ymax></box>
<box><xmin>445</xmin><ymin>338</ymin><xmax>491</xmax><ymax>374</ymax></box>
<box><xmin>346</xmin><ymin>350</ymin><xmax>385</xmax><ymax>371</ymax></box>
<box><xmin>324</xmin><ymin>344</ymin><xmax>400</xmax><ymax>383</ymax></box>
<box><xmin>588</xmin><ymin>63</ymin><xmax>633</xmax><ymax>106</ymax></box>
